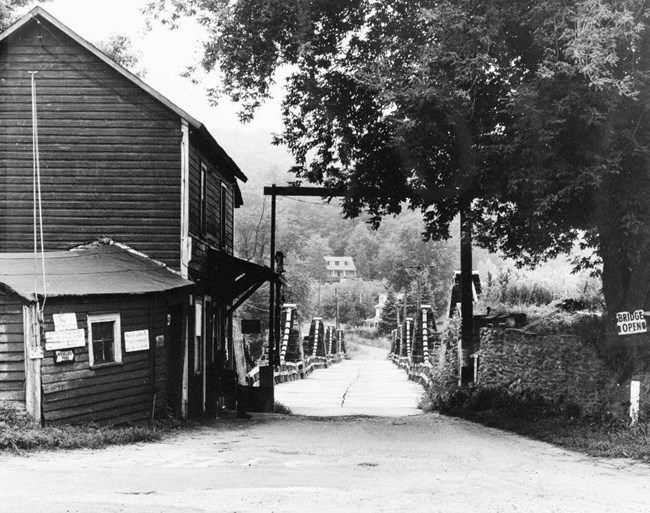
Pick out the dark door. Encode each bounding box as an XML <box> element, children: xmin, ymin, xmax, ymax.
<box><xmin>166</xmin><ymin>304</ymin><xmax>185</xmax><ymax>419</ymax></box>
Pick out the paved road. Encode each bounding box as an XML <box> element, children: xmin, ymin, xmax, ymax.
<box><xmin>3</xmin><ymin>347</ymin><xmax>650</xmax><ymax>512</ymax></box>
<box><xmin>275</xmin><ymin>345</ymin><xmax>424</xmax><ymax>416</ymax></box>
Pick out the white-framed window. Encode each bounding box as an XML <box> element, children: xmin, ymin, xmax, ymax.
<box><xmin>87</xmin><ymin>313</ymin><xmax>122</xmax><ymax>367</ymax></box>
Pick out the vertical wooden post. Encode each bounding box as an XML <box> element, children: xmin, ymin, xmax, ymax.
<box><xmin>460</xmin><ymin>207</ymin><xmax>474</xmax><ymax>384</ymax></box>
<box><xmin>335</xmin><ymin>287</ymin><xmax>339</xmax><ymax>329</ymax></box>
<box><xmin>259</xmin><ymin>186</ymin><xmax>276</xmax><ymax>409</ymax></box>
<box><xmin>181</xmin><ymin>300</ymin><xmax>190</xmax><ymax>419</ymax></box>
<box><xmin>268</xmin><ymin>185</ymin><xmax>276</xmax><ymax>366</ymax></box>
<box><xmin>23</xmin><ymin>303</ymin><xmax>42</xmax><ymax>423</ymax></box>
<box><xmin>148</xmin><ymin>296</ymin><xmax>157</xmax><ymax>420</ymax></box>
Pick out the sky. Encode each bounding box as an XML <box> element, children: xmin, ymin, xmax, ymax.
<box><xmin>18</xmin><ymin>0</ymin><xmax>285</xmax><ymax>135</ymax></box>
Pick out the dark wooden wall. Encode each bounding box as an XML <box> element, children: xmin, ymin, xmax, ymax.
<box><xmin>0</xmin><ymin>294</ymin><xmax>25</xmax><ymax>409</ymax></box>
<box><xmin>188</xmin><ymin>139</ymin><xmax>235</xmax><ymax>254</ymax></box>
<box><xmin>40</xmin><ymin>295</ymin><xmax>170</xmax><ymax>424</ymax></box>
<box><xmin>0</xmin><ymin>19</ymin><xmax>182</xmax><ymax>268</ymax></box>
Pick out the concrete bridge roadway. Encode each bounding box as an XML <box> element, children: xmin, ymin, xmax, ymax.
<box><xmin>3</xmin><ymin>344</ymin><xmax>650</xmax><ymax>512</ymax></box>
<box><xmin>275</xmin><ymin>344</ymin><xmax>424</xmax><ymax>416</ymax></box>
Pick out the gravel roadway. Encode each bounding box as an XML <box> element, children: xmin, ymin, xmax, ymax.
<box><xmin>2</xmin><ymin>346</ymin><xmax>650</xmax><ymax>512</ymax></box>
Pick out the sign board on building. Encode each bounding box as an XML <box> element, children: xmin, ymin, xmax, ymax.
<box><xmin>241</xmin><ymin>319</ymin><xmax>261</xmax><ymax>334</ymax></box>
<box><xmin>54</xmin><ymin>350</ymin><xmax>75</xmax><ymax>364</ymax></box>
<box><xmin>124</xmin><ymin>329</ymin><xmax>150</xmax><ymax>352</ymax></box>
<box><xmin>53</xmin><ymin>313</ymin><xmax>78</xmax><ymax>331</ymax></box>
<box><xmin>28</xmin><ymin>346</ymin><xmax>44</xmax><ymax>359</ymax></box>
<box><xmin>155</xmin><ymin>334</ymin><xmax>165</xmax><ymax>348</ymax></box>
<box><xmin>616</xmin><ymin>310</ymin><xmax>647</xmax><ymax>335</ymax></box>
<box><xmin>44</xmin><ymin>328</ymin><xmax>86</xmax><ymax>351</ymax></box>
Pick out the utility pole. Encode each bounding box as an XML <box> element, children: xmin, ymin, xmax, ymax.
<box><xmin>402</xmin><ymin>287</ymin><xmax>407</xmax><ymax>332</ymax></box>
<box><xmin>335</xmin><ymin>287</ymin><xmax>340</xmax><ymax>329</ymax></box>
<box><xmin>460</xmin><ymin>207</ymin><xmax>474</xmax><ymax>385</ymax></box>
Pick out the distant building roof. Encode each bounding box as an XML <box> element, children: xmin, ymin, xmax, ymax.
<box><xmin>0</xmin><ymin>241</ymin><xmax>193</xmax><ymax>301</ymax></box>
<box><xmin>324</xmin><ymin>256</ymin><xmax>357</xmax><ymax>272</ymax></box>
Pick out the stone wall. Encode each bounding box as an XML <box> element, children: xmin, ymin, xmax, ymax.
<box><xmin>478</xmin><ymin>328</ymin><xmax>613</xmax><ymax>416</ymax></box>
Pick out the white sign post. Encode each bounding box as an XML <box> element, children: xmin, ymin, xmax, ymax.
<box><xmin>630</xmin><ymin>380</ymin><xmax>641</xmax><ymax>425</ymax></box>
<box><xmin>616</xmin><ymin>310</ymin><xmax>647</xmax><ymax>336</ymax></box>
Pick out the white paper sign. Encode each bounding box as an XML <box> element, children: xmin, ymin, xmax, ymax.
<box><xmin>55</xmin><ymin>350</ymin><xmax>75</xmax><ymax>363</ymax></box>
<box><xmin>124</xmin><ymin>329</ymin><xmax>150</xmax><ymax>352</ymax></box>
<box><xmin>53</xmin><ymin>313</ymin><xmax>78</xmax><ymax>331</ymax></box>
<box><xmin>44</xmin><ymin>329</ymin><xmax>86</xmax><ymax>350</ymax></box>
<box><xmin>155</xmin><ymin>334</ymin><xmax>165</xmax><ymax>348</ymax></box>
<box><xmin>616</xmin><ymin>310</ymin><xmax>647</xmax><ymax>335</ymax></box>
<box><xmin>29</xmin><ymin>346</ymin><xmax>44</xmax><ymax>359</ymax></box>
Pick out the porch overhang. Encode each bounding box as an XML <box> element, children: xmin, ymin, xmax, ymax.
<box><xmin>207</xmin><ymin>250</ymin><xmax>285</xmax><ymax>316</ymax></box>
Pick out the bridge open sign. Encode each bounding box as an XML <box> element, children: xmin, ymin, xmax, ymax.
<box><xmin>616</xmin><ymin>310</ymin><xmax>647</xmax><ymax>335</ymax></box>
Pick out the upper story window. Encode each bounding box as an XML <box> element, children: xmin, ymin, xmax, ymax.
<box><xmin>200</xmin><ymin>162</ymin><xmax>208</xmax><ymax>237</ymax></box>
<box><xmin>87</xmin><ymin>313</ymin><xmax>122</xmax><ymax>367</ymax></box>
<box><xmin>220</xmin><ymin>183</ymin><xmax>227</xmax><ymax>249</ymax></box>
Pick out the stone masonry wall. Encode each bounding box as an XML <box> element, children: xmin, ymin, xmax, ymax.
<box><xmin>478</xmin><ymin>328</ymin><xmax>613</xmax><ymax>416</ymax></box>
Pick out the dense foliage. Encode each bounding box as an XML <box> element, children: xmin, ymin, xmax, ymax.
<box><xmin>147</xmin><ymin>0</ymin><xmax>650</xmax><ymax>328</ymax></box>
<box><xmin>96</xmin><ymin>34</ymin><xmax>147</xmax><ymax>78</ymax></box>
<box><xmin>0</xmin><ymin>0</ymin><xmax>36</xmax><ymax>30</ymax></box>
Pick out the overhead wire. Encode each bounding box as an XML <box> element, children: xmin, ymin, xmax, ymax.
<box><xmin>30</xmin><ymin>71</ymin><xmax>47</xmax><ymax>314</ymax></box>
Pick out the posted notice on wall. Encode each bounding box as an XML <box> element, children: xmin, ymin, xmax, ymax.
<box><xmin>44</xmin><ymin>328</ymin><xmax>86</xmax><ymax>351</ymax></box>
<box><xmin>53</xmin><ymin>313</ymin><xmax>78</xmax><ymax>331</ymax></box>
<box><xmin>124</xmin><ymin>329</ymin><xmax>150</xmax><ymax>352</ymax></box>
<box><xmin>616</xmin><ymin>310</ymin><xmax>647</xmax><ymax>335</ymax></box>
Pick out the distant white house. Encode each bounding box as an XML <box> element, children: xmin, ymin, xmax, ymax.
<box><xmin>324</xmin><ymin>256</ymin><xmax>357</xmax><ymax>281</ymax></box>
<box><xmin>367</xmin><ymin>292</ymin><xmax>405</xmax><ymax>327</ymax></box>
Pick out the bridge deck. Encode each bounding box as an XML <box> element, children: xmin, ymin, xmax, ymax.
<box><xmin>275</xmin><ymin>345</ymin><xmax>424</xmax><ymax>416</ymax></box>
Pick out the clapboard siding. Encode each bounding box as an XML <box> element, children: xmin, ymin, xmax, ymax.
<box><xmin>40</xmin><ymin>295</ymin><xmax>170</xmax><ymax>424</ymax></box>
<box><xmin>188</xmin><ymin>138</ymin><xmax>235</xmax><ymax>253</ymax></box>
<box><xmin>0</xmin><ymin>294</ymin><xmax>25</xmax><ymax>407</ymax></box>
<box><xmin>0</xmin><ymin>18</ymin><xmax>182</xmax><ymax>268</ymax></box>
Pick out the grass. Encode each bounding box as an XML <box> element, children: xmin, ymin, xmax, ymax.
<box><xmin>422</xmin><ymin>385</ymin><xmax>650</xmax><ymax>462</ymax></box>
<box><xmin>454</xmin><ymin>409</ymin><xmax>650</xmax><ymax>462</ymax></box>
<box><xmin>0</xmin><ymin>408</ymin><xmax>180</xmax><ymax>453</ymax></box>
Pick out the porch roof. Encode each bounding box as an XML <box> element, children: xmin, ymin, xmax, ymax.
<box><xmin>0</xmin><ymin>242</ymin><xmax>193</xmax><ymax>301</ymax></box>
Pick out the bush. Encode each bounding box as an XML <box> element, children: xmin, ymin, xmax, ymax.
<box><xmin>273</xmin><ymin>401</ymin><xmax>292</xmax><ymax>415</ymax></box>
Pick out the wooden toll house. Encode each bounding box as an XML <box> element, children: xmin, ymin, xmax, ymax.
<box><xmin>0</xmin><ymin>242</ymin><xmax>193</xmax><ymax>423</ymax></box>
<box><xmin>0</xmin><ymin>8</ymin><xmax>279</xmax><ymax>421</ymax></box>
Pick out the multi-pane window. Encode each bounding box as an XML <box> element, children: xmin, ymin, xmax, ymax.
<box><xmin>87</xmin><ymin>313</ymin><xmax>122</xmax><ymax>367</ymax></box>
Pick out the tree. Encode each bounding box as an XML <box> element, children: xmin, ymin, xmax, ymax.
<box><xmin>378</xmin><ymin>289</ymin><xmax>399</xmax><ymax>334</ymax></box>
<box><xmin>0</xmin><ymin>0</ymin><xmax>39</xmax><ymax>31</ymax></box>
<box><xmin>150</xmin><ymin>0</ymin><xmax>650</xmax><ymax>333</ymax></box>
<box><xmin>96</xmin><ymin>34</ymin><xmax>147</xmax><ymax>77</ymax></box>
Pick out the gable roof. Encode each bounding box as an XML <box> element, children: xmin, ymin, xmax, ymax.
<box><xmin>0</xmin><ymin>6</ymin><xmax>247</xmax><ymax>188</ymax></box>
<box><xmin>324</xmin><ymin>256</ymin><xmax>357</xmax><ymax>271</ymax></box>
<box><xmin>0</xmin><ymin>241</ymin><xmax>194</xmax><ymax>301</ymax></box>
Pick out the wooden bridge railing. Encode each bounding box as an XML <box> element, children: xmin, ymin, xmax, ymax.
<box><xmin>246</xmin><ymin>312</ymin><xmax>347</xmax><ymax>387</ymax></box>
<box><xmin>389</xmin><ymin>305</ymin><xmax>441</xmax><ymax>388</ymax></box>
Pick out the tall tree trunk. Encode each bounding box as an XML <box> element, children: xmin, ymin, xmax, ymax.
<box><xmin>598</xmin><ymin>165</ymin><xmax>650</xmax><ymax>377</ymax></box>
